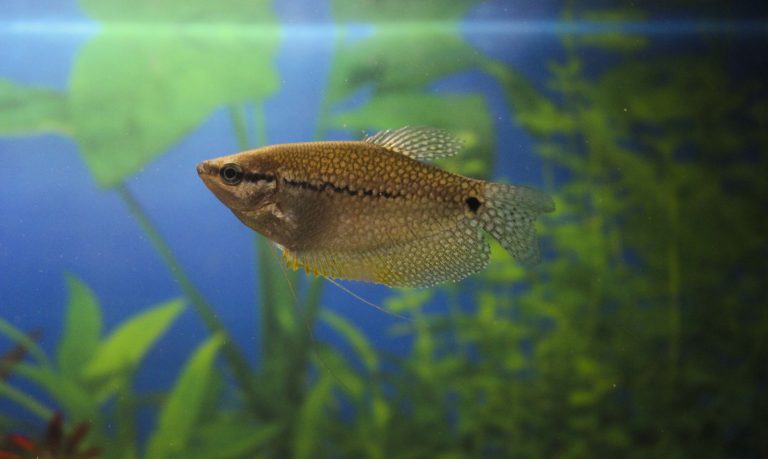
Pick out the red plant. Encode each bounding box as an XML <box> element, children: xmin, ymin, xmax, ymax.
<box><xmin>0</xmin><ymin>414</ymin><xmax>101</xmax><ymax>459</ymax></box>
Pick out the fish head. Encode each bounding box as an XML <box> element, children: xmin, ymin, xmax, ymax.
<box><xmin>197</xmin><ymin>149</ymin><xmax>278</xmax><ymax>213</ymax></box>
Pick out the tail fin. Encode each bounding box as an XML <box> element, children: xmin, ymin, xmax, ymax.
<box><xmin>478</xmin><ymin>182</ymin><xmax>555</xmax><ymax>264</ymax></box>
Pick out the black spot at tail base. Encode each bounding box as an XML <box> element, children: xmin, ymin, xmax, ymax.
<box><xmin>465</xmin><ymin>196</ymin><xmax>481</xmax><ymax>213</ymax></box>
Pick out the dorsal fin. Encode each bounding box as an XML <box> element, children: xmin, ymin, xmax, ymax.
<box><xmin>364</xmin><ymin>126</ymin><xmax>464</xmax><ymax>160</ymax></box>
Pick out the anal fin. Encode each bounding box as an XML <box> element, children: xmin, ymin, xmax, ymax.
<box><xmin>287</xmin><ymin>220</ymin><xmax>489</xmax><ymax>288</ymax></box>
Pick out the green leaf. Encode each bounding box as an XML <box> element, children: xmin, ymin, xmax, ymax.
<box><xmin>188</xmin><ymin>418</ymin><xmax>281</xmax><ymax>459</ymax></box>
<box><xmin>13</xmin><ymin>363</ymin><xmax>98</xmax><ymax>421</ymax></box>
<box><xmin>313</xmin><ymin>346</ymin><xmax>365</xmax><ymax>399</ymax></box>
<box><xmin>70</xmin><ymin>27</ymin><xmax>279</xmax><ymax>187</ymax></box>
<box><xmin>385</xmin><ymin>289</ymin><xmax>432</xmax><ymax>314</ymax></box>
<box><xmin>78</xmin><ymin>0</ymin><xmax>274</xmax><ymax>22</ymax></box>
<box><xmin>485</xmin><ymin>62</ymin><xmax>576</xmax><ymax>136</ymax></box>
<box><xmin>84</xmin><ymin>298</ymin><xmax>184</xmax><ymax>379</ymax></box>
<box><xmin>372</xmin><ymin>395</ymin><xmax>391</xmax><ymax>429</ymax></box>
<box><xmin>0</xmin><ymin>78</ymin><xmax>69</xmax><ymax>136</ymax></box>
<box><xmin>293</xmin><ymin>375</ymin><xmax>334</xmax><ymax>459</ymax></box>
<box><xmin>320</xmin><ymin>310</ymin><xmax>378</xmax><ymax>371</ymax></box>
<box><xmin>326</xmin><ymin>28</ymin><xmax>483</xmax><ymax>103</ymax></box>
<box><xmin>58</xmin><ymin>274</ymin><xmax>102</xmax><ymax>377</ymax></box>
<box><xmin>146</xmin><ymin>334</ymin><xmax>224</xmax><ymax>459</ymax></box>
<box><xmin>330</xmin><ymin>0</ymin><xmax>482</xmax><ymax>21</ymax></box>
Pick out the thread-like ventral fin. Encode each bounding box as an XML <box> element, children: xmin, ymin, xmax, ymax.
<box><xmin>364</xmin><ymin>126</ymin><xmax>464</xmax><ymax>160</ymax></box>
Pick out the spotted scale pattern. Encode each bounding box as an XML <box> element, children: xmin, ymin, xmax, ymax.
<box><xmin>271</xmin><ymin>141</ymin><xmax>478</xmax><ymax>254</ymax></box>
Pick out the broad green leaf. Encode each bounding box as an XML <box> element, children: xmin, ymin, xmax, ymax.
<box><xmin>146</xmin><ymin>334</ymin><xmax>224</xmax><ymax>459</ymax></box>
<box><xmin>332</xmin><ymin>93</ymin><xmax>493</xmax><ymax>177</ymax></box>
<box><xmin>188</xmin><ymin>418</ymin><xmax>281</xmax><ymax>459</ymax></box>
<box><xmin>320</xmin><ymin>310</ymin><xmax>378</xmax><ymax>371</ymax></box>
<box><xmin>323</xmin><ymin>22</ymin><xmax>493</xmax><ymax>177</ymax></box>
<box><xmin>13</xmin><ymin>363</ymin><xmax>98</xmax><ymax>421</ymax></box>
<box><xmin>0</xmin><ymin>78</ymin><xmax>69</xmax><ymax>136</ymax></box>
<box><xmin>70</xmin><ymin>27</ymin><xmax>278</xmax><ymax>187</ymax></box>
<box><xmin>78</xmin><ymin>0</ymin><xmax>274</xmax><ymax>23</ymax></box>
<box><xmin>331</xmin><ymin>0</ymin><xmax>482</xmax><ymax>21</ymax></box>
<box><xmin>326</xmin><ymin>28</ymin><xmax>484</xmax><ymax>103</ymax></box>
<box><xmin>332</xmin><ymin>92</ymin><xmax>482</xmax><ymax>135</ymax></box>
<box><xmin>84</xmin><ymin>298</ymin><xmax>184</xmax><ymax>379</ymax></box>
<box><xmin>293</xmin><ymin>375</ymin><xmax>334</xmax><ymax>459</ymax></box>
<box><xmin>58</xmin><ymin>274</ymin><xmax>102</xmax><ymax>377</ymax></box>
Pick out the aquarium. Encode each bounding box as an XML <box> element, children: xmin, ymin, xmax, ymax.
<box><xmin>1</xmin><ymin>0</ymin><xmax>766</xmax><ymax>457</ymax></box>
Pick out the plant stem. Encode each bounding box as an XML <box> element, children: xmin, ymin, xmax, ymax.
<box><xmin>233</xmin><ymin>101</ymin><xmax>327</xmax><ymax>457</ymax></box>
<box><xmin>116</xmin><ymin>381</ymin><xmax>137</xmax><ymax>458</ymax></box>
<box><xmin>0</xmin><ymin>319</ymin><xmax>49</xmax><ymax>368</ymax></box>
<box><xmin>116</xmin><ymin>184</ymin><xmax>260</xmax><ymax>413</ymax></box>
<box><xmin>257</xmin><ymin>237</ymin><xmax>278</xmax><ymax>362</ymax></box>
<box><xmin>0</xmin><ymin>380</ymin><xmax>52</xmax><ymax>420</ymax></box>
<box><xmin>663</xmin><ymin>145</ymin><xmax>681</xmax><ymax>374</ymax></box>
<box><xmin>253</xmin><ymin>103</ymin><xmax>267</xmax><ymax>147</ymax></box>
<box><xmin>230</xmin><ymin>103</ymin><xmax>251</xmax><ymax>149</ymax></box>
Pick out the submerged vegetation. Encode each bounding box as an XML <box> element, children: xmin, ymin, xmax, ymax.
<box><xmin>1</xmin><ymin>0</ymin><xmax>766</xmax><ymax>457</ymax></box>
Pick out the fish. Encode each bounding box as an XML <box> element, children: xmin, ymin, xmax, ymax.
<box><xmin>197</xmin><ymin>126</ymin><xmax>554</xmax><ymax>288</ymax></box>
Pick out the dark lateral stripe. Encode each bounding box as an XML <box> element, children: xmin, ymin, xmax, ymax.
<box><xmin>283</xmin><ymin>178</ymin><xmax>402</xmax><ymax>199</ymax></box>
<box><xmin>243</xmin><ymin>172</ymin><xmax>275</xmax><ymax>183</ymax></box>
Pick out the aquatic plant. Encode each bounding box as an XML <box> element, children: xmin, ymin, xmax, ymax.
<box><xmin>0</xmin><ymin>275</ymin><xmax>184</xmax><ymax>455</ymax></box>
<box><xmin>0</xmin><ymin>274</ymin><xmax>289</xmax><ymax>458</ymax></box>
<box><xmin>0</xmin><ymin>414</ymin><xmax>100</xmax><ymax>459</ymax></box>
<box><xmin>1</xmin><ymin>1</ymin><xmax>766</xmax><ymax>458</ymax></box>
<box><xmin>297</xmin><ymin>3</ymin><xmax>767</xmax><ymax>458</ymax></box>
<box><xmin>0</xmin><ymin>0</ymin><xmax>281</xmax><ymax>423</ymax></box>
<box><xmin>321</xmin><ymin>15</ymin><xmax>494</xmax><ymax>178</ymax></box>
<box><xmin>0</xmin><ymin>331</ymin><xmax>40</xmax><ymax>383</ymax></box>
<box><xmin>358</xmin><ymin>7</ymin><xmax>768</xmax><ymax>458</ymax></box>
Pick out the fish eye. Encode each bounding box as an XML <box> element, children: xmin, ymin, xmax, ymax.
<box><xmin>220</xmin><ymin>163</ymin><xmax>243</xmax><ymax>185</ymax></box>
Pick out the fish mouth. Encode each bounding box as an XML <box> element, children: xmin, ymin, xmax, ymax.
<box><xmin>196</xmin><ymin>161</ymin><xmax>218</xmax><ymax>177</ymax></box>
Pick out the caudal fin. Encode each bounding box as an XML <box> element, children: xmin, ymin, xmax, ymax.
<box><xmin>478</xmin><ymin>182</ymin><xmax>555</xmax><ymax>264</ymax></box>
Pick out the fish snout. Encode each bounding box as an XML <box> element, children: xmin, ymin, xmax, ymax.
<box><xmin>197</xmin><ymin>161</ymin><xmax>214</xmax><ymax>176</ymax></box>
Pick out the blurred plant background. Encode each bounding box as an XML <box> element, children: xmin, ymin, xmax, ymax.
<box><xmin>1</xmin><ymin>0</ymin><xmax>767</xmax><ymax>457</ymax></box>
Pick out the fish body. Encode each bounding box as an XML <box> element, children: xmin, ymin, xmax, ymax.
<box><xmin>197</xmin><ymin>126</ymin><xmax>554</xmax><ymax>287</ymax></box>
